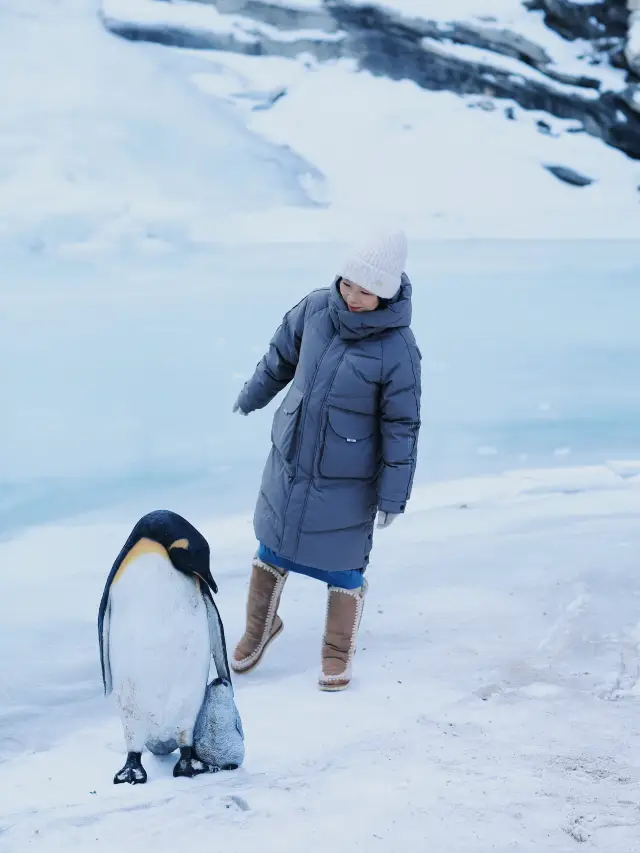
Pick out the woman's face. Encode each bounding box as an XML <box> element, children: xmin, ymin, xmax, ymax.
<box><xmin>339</xmin><ymin>278</ymin><xmax>380</xmax><ymax>313</ymax></box>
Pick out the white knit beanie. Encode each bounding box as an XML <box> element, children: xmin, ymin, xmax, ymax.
<box><xmin>338</xmin><ymin>228</ymin><xmax>408</xmax><ymax>300</ymax></box>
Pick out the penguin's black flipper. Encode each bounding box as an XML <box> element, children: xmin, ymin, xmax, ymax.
<box><xmin>202</xmin><ymin>586</ymin><xmax>232</xmax><ymax>684</ymax></box>
<box><xmin>99</xmin><ymin>598</ymin><xmax>113</xmax><ymax>697</ymax></box>
<box><xmin>114</xmin><ymin>752</ymin><xmax>147</xmax><ymax>785</ymax></box>
<box><xmin>173</xmin><ymin>746</ymin><xmax>219</xmax><ymax>778</ymax></box>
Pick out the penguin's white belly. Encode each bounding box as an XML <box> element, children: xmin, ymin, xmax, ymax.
<box><xmin>108</xmin><ymin>552</ymin><xmax>210</xmax><ymax>750</ymax></box>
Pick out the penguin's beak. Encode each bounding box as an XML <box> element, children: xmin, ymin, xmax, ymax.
<box><xmin>196</xmin><ymin>569</ymin><xmax>218</xmax><ymax>595</ymax></box>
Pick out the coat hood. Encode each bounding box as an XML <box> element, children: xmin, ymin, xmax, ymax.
<box><xmin>329</xmin><ymin>273</ymin><xmax>413</xmax><ymax>341</ymax></box>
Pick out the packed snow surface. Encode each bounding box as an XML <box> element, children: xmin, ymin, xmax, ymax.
<box><xmin>2</xmin><ymin>465</ymin><xmax>640</xmax><ymax>851</ymax></box>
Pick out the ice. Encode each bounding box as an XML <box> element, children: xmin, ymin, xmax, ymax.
<box><xmin>2</xmin><ymin>240</ymin><xmax>639</xmax><ymax>530</ymax></box>
<box><xmin>2</xmin><ymin>468</ymin><xmax>640</xmax><ymax>850</ymax></box>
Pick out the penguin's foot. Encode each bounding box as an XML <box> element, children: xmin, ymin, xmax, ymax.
<box><xmin>173</xmin><ymin>746</ymin><xmax>219</xmax><ymax>779</ymax></box>
<box><xmin>114</xmin><ymin>752</ymin><xmax>147</xmax><ymax>785</ymax></box>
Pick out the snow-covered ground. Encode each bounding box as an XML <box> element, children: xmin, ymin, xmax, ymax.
<box><xmin>2</xmin><ymin>466</ymin><xmax>640</xmax><ymax>851</ymax></box>
<box><xmin>2</xmin><ymin>1</ymin><xmax>640</xmax><ymax>850</ymax></box>
<box><xmin>1</xmin><ymin>238</ymin><xmax>639</xmax><ymax>850</ymax></box>
<box><xmin>0</xmin><ymin>0</ymin><xmax>320</xmax><ymax>256</ymax></box>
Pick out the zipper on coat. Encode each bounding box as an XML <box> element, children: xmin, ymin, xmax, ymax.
<box><xmin>292</xmin><ymin>331</ymin><xmax>337</xmax><ymax>480</ymax></box>
<box><xmin>292</xmin><ymin>343</ymin><xmax>348</xmax><ymax>558</ymax></box>
<box><xmin>279</xmin><ymin>331</ymin><xmax>338</xmax><ymax>547</ymax></box>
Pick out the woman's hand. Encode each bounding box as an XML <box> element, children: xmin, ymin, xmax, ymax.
<box><xmin>232</xmin><ymin>398</ymin><xmax>248</xmax><ymax>416</ymax></box>
<box><xmin>376</xmin><ymin>511</ymin><xmax>398</xmax><ymax>529</ymax></box>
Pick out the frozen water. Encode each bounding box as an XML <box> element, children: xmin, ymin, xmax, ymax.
<box><xmin>1</xmin><ymin>240</ymin><xmax>639</xmax><ymax>535</ymax></box>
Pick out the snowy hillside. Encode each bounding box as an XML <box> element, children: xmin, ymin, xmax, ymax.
<box><xmin>1</xmin><ymin>0</ymin><xmax>639</xmax><ymax>255</ymax></box>
<box><xmin>0</xmin><ymin>0</ymin><xmax>321</xmax><ymax>256</ymax></box>
<box><xmin>98</xmin><ymin>0</ymin><xmax>640</xmax><ymax>241</ymax></box>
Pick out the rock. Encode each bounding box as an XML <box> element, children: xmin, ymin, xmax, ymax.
<box><xmin>101</xmin><ymin>0</ymin><xmax>640</xmax><ymax>161</ymax></box>
<box><xmin>525</xmin><ymin>0</ymin><xmax>629</xmax><ymax>41</ymax></box>
<box><xmin>626</xmin><ymin>9</ymin><xmax>640</xmax><ymax>77</ymax></box>
<box><xmin>471</xmin><ymin>97</ymin><xmax>497</xmax><ymax>111</ymax></box>
<box><xmin>100</xmin><ymin>10</ymin><xmax>346</xmax><ymax>61</ymax></box>
<box><xmin>619</xmin><ymin>84</ymin><xmax>640</xmax><ymax>114</ymax></box>
<box><xmin>445</xmin><ymin>22</ymin><xmax>552</xmax><ymax>66</ymax></box>
<box><xmin>608</xmin><ymin>42</ymin><xmax>630</xmax><ymax>68</ymax></box>
<box><xmin>252</xmin><ymin>86</ymin><xmax>288</xmax><ymax>110</ymax></box>
<box><xmin>213</xmin><ymin>0</ymin><xmax>339</xmax><ymax>32</ymax></box>
<box><xmin>544</xmin><ymin>164</ymin><xmax>596</xmax><ymax>186</ymax></box>
<box><xmin>505</xmin><ymin>106</ymin><xmax>517</xmax><ymax>120</ymax></box>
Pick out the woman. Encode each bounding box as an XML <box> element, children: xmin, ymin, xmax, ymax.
<box><xmin>230</xmin><ymin>228</ymin><xmax>422</xmax><ymax>691</ymax></box>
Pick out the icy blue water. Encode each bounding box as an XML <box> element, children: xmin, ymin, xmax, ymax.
<box><xmin>1</xmin><ymin>239</ymin><xmax>639</xmax><ymax>534</ymax></box>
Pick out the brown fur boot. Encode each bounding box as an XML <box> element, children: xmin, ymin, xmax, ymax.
<box><xmin>231</xmin><ymin>557</ymin><xmax>288</xmax><ymax>673</ymax></box>
<box><xmin>318</xmin><ymin>579</ymin><xmax>367</xmax><ymax>691</ymax></box>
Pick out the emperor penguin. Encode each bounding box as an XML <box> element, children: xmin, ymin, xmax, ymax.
<box><xmin>98</xmin><ymin>509</ymin><xmax>231</xmax><ymax>784</ymax></box>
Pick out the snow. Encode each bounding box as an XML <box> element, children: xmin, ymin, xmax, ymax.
<box><xmin>419</xmin><ymin>36</ymin><xmax>601</xmax><ymax>99</ymax></box>
<box><xmin>346</xmin><ymin>0</ymin><xmax>530</xmax><ymax>18</ymax></box>
<box><xmin>1</xmin><ymin>237</ymin><xmax>640</xmax><ymax>849</ymax></box>
<box><xmin>260</xmin><ymin>0</ymin><xmax>628</xmax><ymax>90</ymax></box>
<box><xmin>1</xmin><ymin>3</ymin><xmax>640</xmax><ymax>847</ymax></box>
<box><xmin>0</xmin><ymin>0</ymin><xmax>317</xmax><ymax>255</ymax></box>
<box><xmin>2</xmin><ymin>1</ymin><xmax>639</xmax><ymax>248</ymax></box>
<box><xmin>102</xmin><ymin>0</ymin><xmax>343</xmax><ymax>45</ymax></box>
<box><xmin>102</xmin><ymin>0</ymin><xmax>240</xmax><ymax>32</ymax></box>
<box><xmin>195</xmin><ymin>56</ymin><xmax>639</xmax><ymax>240</ymax></box>
<box><xmin>627</xmin><ymin>12</ymin><xmax>640</xmax><ymax>71</ymax></box>
<box><xmin>2</xmin><ymin>465</ymin><xmax>640</xmax><ymax>850</ymax></box>
<box><xmin>97</xmin><ymin>0</ymin><xmax>639</xmax><ymax>241</ymax></box>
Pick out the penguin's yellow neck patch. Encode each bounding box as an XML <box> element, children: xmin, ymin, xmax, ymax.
<box><xmin>169</xmin><ymin>538</ymin><xmax>190</xmax><ymax>551</ymax></box>
<box><xmin>111</xmin><ymin>538</ymin><xmax>169</xmax><ymax>586</ymax></box>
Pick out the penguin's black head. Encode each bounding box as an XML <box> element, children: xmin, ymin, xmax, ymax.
<box><xmin>135</xmin><ymin>510</ymin><xmax>218</xmax><ymax>594</ymax></box>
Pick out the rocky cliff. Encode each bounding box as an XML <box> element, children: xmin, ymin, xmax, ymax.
<box><xmin>102</xmin><ymin>0</ymin><xmax>640</xmax><ymax>166</ymax></box>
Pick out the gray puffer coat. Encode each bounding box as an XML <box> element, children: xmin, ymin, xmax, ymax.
<box><xmin>238</xmin><ymin>275</ymin><xmax>421</xmax><ymax>571</ymax></box>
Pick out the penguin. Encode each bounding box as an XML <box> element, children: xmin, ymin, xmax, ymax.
<box><xmin>98</xmin><ymin>509</ymin><xmax>232</xmax><ymax>785</ymax></box>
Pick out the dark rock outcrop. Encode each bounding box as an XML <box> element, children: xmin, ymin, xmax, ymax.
<box><xmin>328</xmin><ymin>1</ymin><xmax>640</xmax><ymax>159</ymax></box>
<box><xmin>102</xmin><ymin>16</ymin><xmax>346</xmax><ymax>60</ymax></box>
<box><xmin>101</xmin><ymin>0</ymin><xmax>640</xmax><ymax>161</ymax></box>
<box><xmin>524</xmin><ymin>0</ymin><xmax>629</xmax><ymax>42</ymax></box>
<box><xmin>544</xmin><ymin>164</ymin><xmax>596</xmax><ymax>185</ymax></box>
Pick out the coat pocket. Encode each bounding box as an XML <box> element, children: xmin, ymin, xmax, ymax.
<box><xmin>271</xmin><ymin>385</ymin><xmax>304</xmax><ymax>468</ymax></box>
<box><xmin>319</xmin><ymin>407</ymin><xmax>379</xmax><ymax>480</ymax></box>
